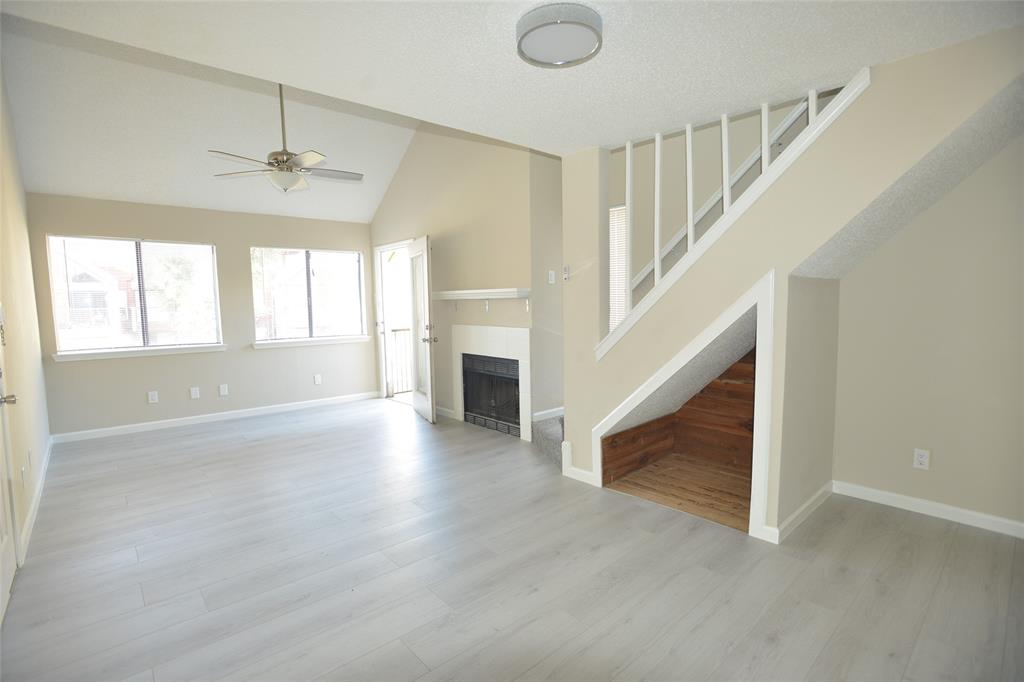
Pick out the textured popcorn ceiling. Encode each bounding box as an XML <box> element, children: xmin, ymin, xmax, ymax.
<box><xmin>795</xmin><ymin>76</ymin><xmax>1024</xmax><ymax>278</ymax></box>
<box><xmin>607</xmin><ymin>308</ymin><xmax>756</xmax><ymax>435</ymax></box>
<box><xmin>3</xmin><ymin>1</ymin><xmax>1021</xmax><ymax>155</ymax></box>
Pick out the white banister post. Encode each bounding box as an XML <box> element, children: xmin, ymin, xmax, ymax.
<box><xmin>653</xmin><ymin>133</ymin><xmax>663</xmax><ymax>283</ymax></box>
<box><xmin>721</xmin><ymin>114</ymin><xmax>731</xmax><ymax>212</ymax></box>
<box><xmin>624</xmin><ymin>140</ymin><xmax>633</xmax><ymax>313</ymax></box>
<box><xmin>761</xmin><ymin>103</ymin><xmax>770</xmax><ymax>173</ymax></box>
<box><xmin>808</xmin><ymin>89</ymin><xmax>818</xmax><ymax>124</ymax></box>
<box><xmin>685</xmin><ymin>124</ymin><xmax>695</xmax><ymax>251</ymax></box>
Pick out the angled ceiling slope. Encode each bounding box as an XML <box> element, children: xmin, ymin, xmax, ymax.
<box><xmin>0</xmin><ymin>16</ymin><xmax>419</xmax><ymax>223</ymax></box>
<box><xmin>3</xmin><ymin>1</ymin><xmax>1022</xmax><ymax>155</ymax></box>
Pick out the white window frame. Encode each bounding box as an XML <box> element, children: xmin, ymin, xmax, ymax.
<box><xmin>250</xmin><ymin>246</ymin><xmax>369</xmax><ymax>349</ymax></box>
<box><xmin>47</xmin><ymin>234</ymin><xmax>224</xmax><ymax>361</ymax></box>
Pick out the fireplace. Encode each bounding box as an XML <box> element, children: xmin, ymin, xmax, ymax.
<box><xmin>462</xmin><ymin>353</ymin><xmax>520</xmax><ymax>437</ymax></box>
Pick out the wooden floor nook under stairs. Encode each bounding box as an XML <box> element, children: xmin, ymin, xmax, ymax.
<box><xmin>2</xmin><ymin>400</ymin><xmax>1019</xmax><ymax>681</ymax></box>
<box><xmin>604</xmin><ymin>350</ymin><xmax>756</xmax><ymax>532</ymax></box>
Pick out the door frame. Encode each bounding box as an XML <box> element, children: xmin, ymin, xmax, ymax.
<box><xmin>373</xmin><ymin>239</ymin><xmax>413</xmax><ymax>399</ymax></box>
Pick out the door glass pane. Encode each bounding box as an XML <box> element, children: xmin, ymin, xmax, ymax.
<box><xmin>47</xmin><ymin>235</ymin><xmax>143</xmax><ymax>351</ymax></box>
<box><xmin>251</xmin><ymin>248</ymin><xmax>309</xmax><ymax>340</ymax></box>
<box><xmin>411</xmin><ymin>253</ymin><xmax>428</xmax><ymax>393</ymax></box>
<box><xmin>309</xmin><ymin>251</ymin><xmax>363</xmax><ymax>337</ymax></box>
<box><xmin>140</xmin><ymin>242</ymin><xmax>219</xmax><ymax>346</ymax></box>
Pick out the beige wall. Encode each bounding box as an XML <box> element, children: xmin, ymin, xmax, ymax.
<box><xmin>561</xmin><ymin>27</ymin><xmax>1022</xmax><ymax>529</ymax></box>
<box><xmin>530</xmin><ymin>152</ymin><xmax>564</xmax><ymax>414</ymax></box>
<box><xmin>833</xmin><ymin>136</ymin><xmax>1023</xmax><ymax>522</ymax></box>
<box><xmin>777</xmin><ymin>276</ymin><xmax>839</xmax><ymax>522</ymax></box>
<box><xmin>28</xmin><ymin>194</ymin><xmax>378</xmax><ymax>434</ymax></box>
<box><xmin>609</xmin><ymin>105</ymin><xmax>796</xmax><ymax>276</ymax></box>
<box><xmin>371</xmin><ymin>124</ymin><xmax>563</xmax><ymax>415</ymax></box>
<box><xmin>1</xmin><ymin>83</ymin><xmax>51</xmax><ymax>529</ymax></box>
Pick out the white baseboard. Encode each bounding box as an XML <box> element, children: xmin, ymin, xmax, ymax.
<box><xmin>51</xmin><ymin>392</ymin><xmax>379</xmax><ymax>444</ymax></box>
<box><xmin>435</xmin><ymin>406</ymin><xmax>456</xmax><ymax>420</ymax></box>
<box><xmin>778</xmin><ymin>481</ymin><xmax>833</xmax><ymax>543</ymax></box>
<box><xmin>532</xmin><ymin>407</ymin><xmax>564</xmax><ymax>422</ymax></box>
<box><xmin>561</xmin><ymin>441</ymin><xmax>600</xmax><ymax>487</ymax></box>
<box><xmin>19</xmin><ymin>435</ymin><xmax>53</xmax><ymax>561</ymax></box>
<box><xmin>748</xmin><ymin>525</ymin><xmax>780</xmax><ymax>544</ymax></box>
<box><xmin>833</xmin><ymin>480</ymin><xmax>1024</xmax><ymax>539</ymax></box>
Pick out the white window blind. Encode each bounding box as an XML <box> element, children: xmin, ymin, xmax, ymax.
<box><xmin>608</xmin><ymin>205</ymin><xmax>628</xmax><ymax>333</ymax></box>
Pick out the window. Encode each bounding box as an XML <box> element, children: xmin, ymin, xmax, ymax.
<box><xmin>608</xmin><ymin>204</ymin><xmax>628</xmax><ymax>333</ymax></box>
<box><xmin>47</xmin><ymin>236</ymin><xmax>221</xmax><ymax>353</ymax></box>
<box><xmin>250</xmin><ymin>247</ymin><xmax>364</xmax><ymax>342</ymax></box>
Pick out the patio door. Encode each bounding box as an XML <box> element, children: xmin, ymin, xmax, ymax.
<box><xmin>408</xmin><ymin>236</ymin><xmax>435</xmax><ymax>423</ymax></box>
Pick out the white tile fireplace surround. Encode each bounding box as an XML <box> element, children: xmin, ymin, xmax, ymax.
<box><xmin>451</xmin><ymin>325</ymin><xmax>531</xmax><ymax>442</ymax></box>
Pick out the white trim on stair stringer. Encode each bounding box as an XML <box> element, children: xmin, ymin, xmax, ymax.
<box><xmin>833</xmin><ymin>480</ymin><xmax>1024</xmax><ymax>539</ymax></box>
<box><xmin>582</xmin><ymin>271</ymin><xmax>778</xmax><ymax>543</ymax></box>
<box><xmin>50</xmin><ymin>392</ymin><xmax>379</xmax><ymax>444</ymax></box>
<box><xmin>18</xmin><ymin>435</ymin><xmax>53</xmax><ymax>562</ymax></box>
<box><xmin>596</xmin><ymin>67</ymin><xmax>871</xmax><ymax>361</ymax></box>
<box><xmin>630</xmin><ymin>99</ymin><xmax>812</xmax><ymax>290</ymax></box>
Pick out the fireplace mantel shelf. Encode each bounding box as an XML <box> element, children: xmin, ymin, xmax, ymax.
<box><xmin>432</xmin><ymin>288</ymin><xmax>530</xmax><ymax>301</ymax></box>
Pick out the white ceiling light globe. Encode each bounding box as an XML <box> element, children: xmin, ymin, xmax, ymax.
<box><xmin>517</xmin><ymin>3</ymin><xmax>603</xmax><ymax>68</ymax></box>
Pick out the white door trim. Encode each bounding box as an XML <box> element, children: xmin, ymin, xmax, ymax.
<box><xmin>584</xmin><ymin>271</ymin><xmax>778</xmax><ymax>542</ymax></box>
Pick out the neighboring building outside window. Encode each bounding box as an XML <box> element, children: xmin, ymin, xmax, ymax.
<box><xmin>47</xmin><ymin>235</ymin><xmax>221</xmax><ymax>353</ymax></box>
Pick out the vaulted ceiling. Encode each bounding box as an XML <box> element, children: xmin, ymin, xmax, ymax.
<box><xmin>5</xmin><ymin>1</ymin><xmax>1021</xmax><ymax>156</ymax></box>
<box><xmin>1</xmin><ymin>2</ymin><xmax>1020</xmax><ymax>223</ymax></box>
<box><xmin>1</xmin><ymin>17</ymin><xmax>419</xmax><ymax>223</ymax></box>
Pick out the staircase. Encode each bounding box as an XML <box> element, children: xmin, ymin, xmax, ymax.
<box><xmin>560</xmin><ymin>26</ymin><xmax>1024</xmax><ymax>541</ymax></box>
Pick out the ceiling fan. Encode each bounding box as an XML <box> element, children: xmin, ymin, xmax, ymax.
<box><xmin>209</xmin><ymin>84</ymin><xmax>364</xmax><ymax>193</ymax></box>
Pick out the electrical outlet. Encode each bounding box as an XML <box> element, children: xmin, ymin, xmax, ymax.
<box><xmin>189</xmin><ymin>386</ymin><xmax>201</xmax><ymax>400</ymax></box>
<box><xmin>547</xmin><ymin>269</ymin><xmax>556</xmax><ymax>285</ymax></box>
<box><xmin>313</xmin><ymin>374</ymin><xmax>323</xmax><ymax>386</ymax></box>
<box><xmin>913</xmin><ymin>448</ymin><xmax>930</xmax><ymax>470</ymax></box>
<box><xmin>147</xmin><ymin>390</ymin><xmax>159</xmax><ymax>404</ymax></box>
<box><xmin>218</xmin><ymin>383</ymin><xmax>229</xmax><ymax>397</ymax></box>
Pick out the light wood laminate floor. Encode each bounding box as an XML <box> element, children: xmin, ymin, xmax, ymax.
<box><xmin>2</xmin><ymin>400</ymin><xmax>1020</xmax><ymax>681</ymax></box>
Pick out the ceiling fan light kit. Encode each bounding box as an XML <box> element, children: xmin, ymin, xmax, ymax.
<box><xmin>517</xmin><ymin>3</ymin><xmax>602</xmax><ymax>68</ymax></box>
<box><xmin>209</xmin><ymin>83</ymin><xmax>364</xmax><ymax>194</ymax></box>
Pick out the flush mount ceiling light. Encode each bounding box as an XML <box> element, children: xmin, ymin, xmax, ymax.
<box><xmin>517</xmin><ymin>3</ymin><xmax>602</xmax><ymax>68</ymax></box>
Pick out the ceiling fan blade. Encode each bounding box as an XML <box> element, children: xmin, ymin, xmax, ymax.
<box><xmin>208</xmin><ymin>150</ymin><xmax>270</xmax><ymax>167</ymax></box>
<box><xmin>289</xmin><ymin>150</ymin><xmax>326</xmax><ymax>169</ymax></box>
<box><xmin>307</xmin><ymin>167</ymin><xmax>364</xmax><ymax>182</ymax></box>
<box><xmin>214</xmin><ymin>169</ymin><xmax>272</xmax><ymax>178</ymax></box>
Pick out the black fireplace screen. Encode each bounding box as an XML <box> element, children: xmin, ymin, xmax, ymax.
<box><xmin>463</xmin><ymin>353</ymin><xmax>520</xmax><ymax>437</ymax></box>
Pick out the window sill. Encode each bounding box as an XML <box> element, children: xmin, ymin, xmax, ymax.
<box><xmin>52</xmin><ymin>344</ymin><xmax>226</xmax><ymax>362</ymax></box>
<box><xmin>252</xmin><ymin>336</ymin><xmax>371</xmax><ymax>350</ymax></box>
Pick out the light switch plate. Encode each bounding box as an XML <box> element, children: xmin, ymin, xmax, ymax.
<box><xmin>913</xmin><ymin>448</ymin><xmax>930</xmax><ymax>470</ymax></box>
<box><xmin>147</xmin><ymin>390</ymin><xmax>159</xmax><ymax>404</ymax></box>
<box><xmin>548</xmin><ymin>270</ymin><xmax>556</xmax><ymax>285</ymax></box>
<box><xmin>313</xmin><ymin>374</ymin><xmax>323</xmax><ymax>386</ymax></box>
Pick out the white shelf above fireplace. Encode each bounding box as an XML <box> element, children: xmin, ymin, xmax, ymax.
<box><xmin>432</xmin><ymin>288</ymin><xmax>530</xmax><ymax>301</ymax></box>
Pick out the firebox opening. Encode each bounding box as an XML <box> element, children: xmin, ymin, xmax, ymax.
<box><xmin>462</xmin><ymin>353</ymin><xmax>520</xmax><ymax>437</ymax></box>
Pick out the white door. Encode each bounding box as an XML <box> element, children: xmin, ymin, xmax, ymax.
<box><xmin>0</xmin><ymin>309</ymin><xmax>19</xmax><ymax>617</ymax></box>
<box><xmin>408</xmin><ymin>236</ymin><xmax>435</xmax><ymax>423</ymax></box>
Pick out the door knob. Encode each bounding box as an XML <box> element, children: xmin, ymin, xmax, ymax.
<box><xmin>0</xmin><ymin>394</ymin><xmax>17</xmax><ymax>405</ymax></box>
